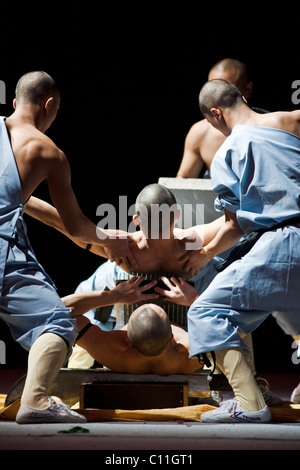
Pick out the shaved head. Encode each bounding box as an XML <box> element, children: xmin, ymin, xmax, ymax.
<box><xmin>199</xmin><ymin>79</ymin><xmax>244</xmax><ymax>117</ymax></box>
<box><xmin>15</xmin><ymin>71</ymin><xmax>59</xmax><ymax>106</ymax></box>
<box><xmin>208</xmin><ymin>58</ymin><xmax>253</xmax><ymax>98</ymax></box>
<box><xmin>135</xmin><ymin>183</ymin><xmax>179</xmax><ymax>238</ymax></box>
<box><xmin>209</xmin><ymin>58</ymin><xmax>249</xmax><ymax>82</ymax></box>
<box><xmin>127</xmin><ymin>304</ymin><xmax>172</xmax><ymax>356</ymax></box>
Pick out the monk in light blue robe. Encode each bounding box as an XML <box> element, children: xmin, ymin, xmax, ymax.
<box><xmin>188</xmin><ymin>124</ymin><xmax>300</xmax><ymax>358</ymax></box>
<box><xmin>0</xmin><ymin>116</ymin><xmax>78</xmax><ymax>352</ymax></box>
<box><xmin>2</xmin><ymin>71</ymin><xmax>135</xmax><ymax>424</ymax></box>
<box><xmin>182</xmin><ymin>79</ymin><xmax>300</xmax><ymax>422</ymax></box>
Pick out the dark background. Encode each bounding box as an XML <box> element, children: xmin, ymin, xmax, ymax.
<box><xmin>0</xmin><ymin>6</ymin><xmax>299</xmax><ymax>373</ymax></box>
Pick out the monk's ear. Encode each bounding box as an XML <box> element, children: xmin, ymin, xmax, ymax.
<box><xmin>210</xmin><ymin>107</ymin><xmax>222</xmax><ymax>119</ymax></box>
<box><xmin>132</xmin><ymin>213</ymin><xmax>140</xmax><ymax>227</ymax></box>
<box><xmin>44</xmin><ymin>96</ymin><xmax>54</xmax><ymax>111</ymax></box>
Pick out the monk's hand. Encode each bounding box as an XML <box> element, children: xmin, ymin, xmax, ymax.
<box><xmin>113</xmin><ymin>276</ymin><xmax>159</xmax><ymax>305</ymax></box>
<box><xmin>182</xmin><ymin>247</ymin><xmax>212</xmax><ymax>277</ymax></box>
<box><xmin>175</xmin><ymin>231</ymin><xmax>203</xmax><ymax>268</ymax></box>
<box><xmin>99</xmin><ymin>230</ymin><xmax>138</xmax><ymax>270</ymax></box>
<box><xmin>154</xmin><ymin>276</ymin><xmax>199</xmax><ymax>306</ymax></box>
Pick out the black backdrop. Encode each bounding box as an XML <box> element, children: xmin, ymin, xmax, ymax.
<box><xmin>0</xmin><ymin>6</ymin><xmax>299</xmax><ymax>372</ymax></box>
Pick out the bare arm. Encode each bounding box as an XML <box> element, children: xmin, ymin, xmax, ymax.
<box><xmin>176</xmin><ymin>124</ymin><xmax>205</xmax><ymax>178</ymax></box>
<box><xmin>25</xmin><ymin>196</ymin><xmax>136</xmax><ymax>260</ymax></box>
<box><xmin>25</xmin><ymin>196</ymin><xmax>108</xmax><ymax>257</ymax></box>
<box><xmin>178</xmin><ymin>215</ymin><xmax>226</xmax><ymax>246</ymax></box>
<box><xmin>201</xmin><ymin>209</ymin><xmax>244</xmax><ymax>257</ymax></box>
<box><xmin>25</xmin><ymin>196</ymin><xmax>66</xmax><ymax>233</ymax></box>
<box><xmin>193</xmin><ymin>215</ymin><xmax>226</xmax><ymax>245</ymax></box>
<box><xmin>61</xmin><ymin>276</ymin><xmax>159</xmax><ymax>316</ymax></box>
<box><xmin>184</xmin><ymin>209</ymin><xmax>244</xmax><ymax>276</ymax></box>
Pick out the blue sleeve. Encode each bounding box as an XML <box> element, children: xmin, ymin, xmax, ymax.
<box><xmin>211</xmin><ymin>149</ymin><xmax>241</xmax><ymax>214</ymax></box>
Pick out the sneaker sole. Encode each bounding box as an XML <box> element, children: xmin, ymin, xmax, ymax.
<box><xmin>16</xmin><ymin>416</ymin><xmax>87</xmax><ymax>424</ymax></box>
<box><xmin>201</xmin><ymin>410</ymin><xmax>271</xmax><ymax>423</ymax></box>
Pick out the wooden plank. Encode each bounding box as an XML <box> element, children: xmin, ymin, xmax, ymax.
<box><xmin>5</xmin><ymin>368</ymin><xmax>230</xmax><ymax>408</ymax></box>
<box><xmin>80</xmin><ymin>382</ymin><xmax>189</xmax><ymax>410</ymax></box>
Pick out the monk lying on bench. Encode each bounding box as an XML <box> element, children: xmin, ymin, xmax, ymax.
<box><xmin>62</xmin><ymin>275</ymin><xmax>203</xmax><ymax>375</ymax></box>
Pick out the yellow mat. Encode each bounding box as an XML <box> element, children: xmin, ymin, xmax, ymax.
<box><xmin>76</xmin><ymin>404</ymin><xmax>216</xmax><ymax>422</ymax></box>
<box><xmin>0</xmin><ymin>397</ymin><xmax>215</xmax><ymax>422</ymax></box>
<box><xmin>0</xmin><ymin>394</ymin><xmax>6</xmax><ymax>408</ymax></box>
<box><xmin>1</xmin><ymin>395</ymin><xmax>300</xmax><ymax>423</ymax></box>
<box><xmin>0</xmin><ymin>396</ymin><xmax>21</xmax><ymax>421</ymax></box>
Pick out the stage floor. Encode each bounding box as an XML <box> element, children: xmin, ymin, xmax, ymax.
<box><xmin>0</xmin><ymin>368</ymin><xmax>300</xmax><ymax>454</ymax></box>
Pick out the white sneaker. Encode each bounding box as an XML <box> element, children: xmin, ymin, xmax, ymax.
<box><xmin>291</xmin><ymin>384</ymin><xmax>300</xmax><ymax>403</ymax></box>
<box><xmin>16</xmin><ymin>397</ymin><xmax>87</xmax><ymax>424</ymax></box>
<box><xmin>201</xmin><ymin>399</ymin><xmax>271</xmax><ymax>423</ymax></box>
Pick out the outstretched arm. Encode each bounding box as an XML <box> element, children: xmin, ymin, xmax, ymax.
<box><xmin>25</xmin><ymin>196</ymin><xmax>134</xmax><ymax>261</ymax></box>
<box><xmin>62</xmin><ymin>276</ymin><xmax>159</xmax><ymax>316</ymax></box>
<box><xmin>25</xmin><ymin>196</ymin><xmax>108</xmax><ymax>257</ymax></box>
<box><xmin>176</xmin><ymin>215</ymin><xmax>225</xmax><ymax>248</ymax></box>
<box><xmin>184</xmin><ymin>209</ymin><xmax>243</xmax><ymax>276</ymax></box>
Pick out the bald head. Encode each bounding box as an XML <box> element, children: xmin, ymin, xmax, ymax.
<box><xmin>15</xmin><ymin>71</ymin><xmax>59</xmax><ymax>106</ymax></box>
<box><xmin>209</xmin><ymin>58</ymin><xmax>249</xmax><ymax>81</ymax></box>
<box><xmin>126</xmin><ymin>304</ymin><xmax>172</xmax><ymax>356</ymax></box>
<box><xmin>208</xmin><ymin>58</ymin><xmax>253</xmax><ymax>98</ymax></box>
<box><xmin>135</xmin><ymin>183</ymin><xmax>178</xmax><ymax>238</ymax></box>
<box><xmin>199</xmin><ymin>79</ymin><xmax>244</xmax><ymax>117</ymax></box>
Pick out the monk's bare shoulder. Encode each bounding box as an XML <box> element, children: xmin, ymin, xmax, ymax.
<box><xmin>185</xmin><ymin>119</ymin><xmax>209</xmax><ymax>146</ymax></box>
<box><xmin>27</xmin><ymin>131</ymin><xmax>65</xmax><ymax>164</ymax></box>
<box><xmin>7</xmin><ymin>123</ymin><xmax>69</xmax><ymax>202</ymax></box>
<box><xmin>258</xmin><ymin>110</ymin><xmax>300</xmax><ymax>138</ymax></box>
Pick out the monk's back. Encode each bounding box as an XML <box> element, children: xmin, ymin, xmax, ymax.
<box><xmin>112</xmin><ymin>342</ymin><xmax>200</xmax><ymax>375</ymax></box>
<box><xmin>120</xmin><ymin>230</ymin><xmax>201</xmax><ymax>276</ymax></box>
<box><xmin>5</xmin><ymin>117</ymin><xmax>61</xmax><ymax>203</ymax></box>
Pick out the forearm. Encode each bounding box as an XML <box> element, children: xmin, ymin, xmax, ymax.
<box><xmin>25</xmin><ymin>197</ymin><xmax>108</xmax><ymax>256</ymax></box>
<box><xmin>62</xmin><ymin>289</ymin><xmax>121</xmax><ymax>316</ymax></box>
<box><xmin>25</xmin><ymin>196</ymin><xmax>67</xmax><ymax>233</ymax></box>
<box><xmin>62</xmin><ymin>277</ymin><xmax>159</xmax><ymax>316</ymax></box>
<box><xmin>188</xmin><ymin>215</ymin><xmax>226</xmax><ymax>246</ymax></box>
<box><xmin>69</xmin><ymin>220</ymin><xmax>133</xmax><ymax>260</ymax></box>
<box><xmin>201</xmin><ymin>211</ymin><xmax>243</xmax><ymax>259</ymax></box>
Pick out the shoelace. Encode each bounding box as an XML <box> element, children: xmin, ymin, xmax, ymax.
<box><xmin>49</xmin><ymin>398</ymin><xmax>79</xmax><ymax>416</ymax></box>
<box><xmin>219</xmin><ymin>399</ymin><xmax>241</xmax><ymax>413</ymax></box>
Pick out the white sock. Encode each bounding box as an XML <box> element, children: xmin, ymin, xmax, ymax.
<box><xmin>21</xmin><ymin>333</ymin><xmax>67</xmax><ymax>409</ymax></box>
<box><xmin>215</xmin><ymin>348</ymin><xmax>266</xmax><ymax>412</ymax></box>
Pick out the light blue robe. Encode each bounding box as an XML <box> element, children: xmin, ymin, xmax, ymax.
<box><xmin>0</xmin><ymin>117</ymin><xmax>77</xmax><ymax>355</ymax></box>
<box><xmin>188</xmin><ymin>125</ymin><xmax>300</xmax><ymax>357</ymax></box>
<box><xmin>75</xmin><ymin>260</ymin><xmax>130</xmax><ymax>329</ymax></box>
